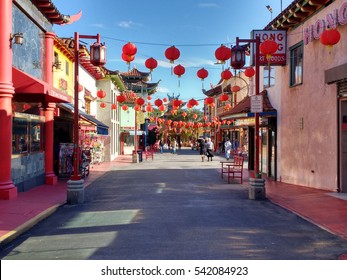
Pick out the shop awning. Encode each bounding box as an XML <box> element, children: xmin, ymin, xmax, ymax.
<box><xmin>127</xmin><ymin>130</ymin><xmax>146</xmax><ymax>136</ymax></box>
<box><xmin>220</xmin><ymin>90</ymin><xmax>277</xmax><ymax>120</ymax></box>
<box><xmin>59</xmin><ymin>103</ymin><xmax>109</xmax><ymax>135</ymax></box>
<box><xmin>12</xmin><ymin>67</ymin><xmax>72</xmax><ymax>103</ymax></box>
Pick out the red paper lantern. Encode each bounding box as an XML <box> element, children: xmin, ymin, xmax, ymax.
<box><xmin>117</xmin><ymin>94</ymin><xmax>126</xmax><ymax>103</ymax></box>
<box><xmin>215</xmin><ymin>44</ymin><xmax>231</xmax><ymax>63</ymax></box>
<box><xmin>188</xmin><ymin>98</ymin><xmax>198</xmax><ymax>107</ymax></box>
<box><xmin>111</xmin><ymin>103</ymin><xmax>117</xmax><ymax>110</ymax></box>
<box><xmin>97</xmin><ymin>89</ymin><xmax>106</xmax><ymax>99</ymax></box>
<box><xmin>165</xmin><ymin>46</ymin><xmax>180</xmax><ymax>63</ymax></box>
<box><xmin>78</xmin><ymin>84</ymin><xmax>84</xmax><ymax>92</ymax></box>
<box><xmin>193</xmin><ymin>113</ymin><xmax>198</xmax><ymax>120</ymax></box>
<box><xmin>154</xmin><ymin>98</ymin><xmax>163</xmax><ymax>107</ymax></box>
<box><xmin>145</xmin><ymin>57</ymin><xmax>158</xmax><ymax>72</ymax></box>
<box><xmin>172</xmin><ymin>99</ymin><xmax>182</xmax><ymax>107</ymax></box>
<box><xmin>173</xmin><ymin>64</ymin><xmax>185</xmax><ymax>77</ymax></box>
<box><xmin>320</xmin><ymin>28</ymin><xmax>341</xmax><ymax>49</ymax></box>
<box><xmin>134</xmin><ymin>105</ymin><xmax>141</xmax><ymax>111</ymax></box>
<box><xmin>260</xmin><ymin>39</ymin><xmax>278</xmax><ymax>60</ymax></box>
<box><xmin>121</xmin><ymin>104</ymin><xmax>128</xmax><ymax>111</ymax></box>
<box><xmin>232</xmin><ymin>85</ymin><xmax>241</xmax><ymax>93</ymax></box>
<box><xmin>136</xmin><ymin>97</ymin><xmax>145</xmax><ymax>106</ymax></box>
<box><xmin>122</xmin><ymin>53</ymin><xmax>135</xmax><ymax>64</ymax></box>
<box><xmin>159</xmin><ymin>104</ymin><xmax>165</xmax><ymax>111</ymax></box>
<box><xmin>205</xmin><ymin>97</ymin><xmax>214</xmax><ymax>105</ymax></box>
<box><xmin>219</xmin><ymin>93</ymin><xmax>229</xmax><ymax>102</ymax></box>
<box><xmin>122</xmin><ymin>42</ymin><xmax>137</xmax><ymax>56</ymax></box>
<box><xmin>221</xmin><ymin>69</ymin><xmax>233</xmax><ymax>81</ymax></box>
<box><xmin>182</xmin><ymin>112</ymin><xmax>187</xmax><ymax>118</ymax></box>
<box><xmin>100</xmin><ymin>102</ymin><xmax>106</xmax><ymax>109</ymax></box>
<box><xmin>197</xmin><ymin>68</ymin><xmax>208</xmax><ymax>81</ymax></box>
<box><xmin>244</xmin><ymin>67</ymin><xmax>255</xmax><ymax>78</ymax></box>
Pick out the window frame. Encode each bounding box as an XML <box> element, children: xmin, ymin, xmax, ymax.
<box><xmin>289</xmin><ymin>41</ymin><xmax>304</xmax><ymax>87</ymax></box>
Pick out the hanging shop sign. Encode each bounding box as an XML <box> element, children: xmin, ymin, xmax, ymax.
<box><xmin>250</xmin><ymin>30</ymin><xmax>287</xmax><ymax>66</ymax></box>
<box><xmin>304</xmin><ymin>1</ymin><xmax>347</xmax><ymax>45</ymax></box>
<box><xmin>251</xmin><ymin>95</ymin><xmax>263</xmax><ymax>113</ymax></box>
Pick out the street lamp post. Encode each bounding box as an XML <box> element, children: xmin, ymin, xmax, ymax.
<box><xmin>67</xmin><ymin>32</ymin><xmax>106</xmax><ymax>204</ymax></box>
<box><xmin>230</xmin><ymin>36</ymin><xmax>266</xmax><ymax>200</ymax></box>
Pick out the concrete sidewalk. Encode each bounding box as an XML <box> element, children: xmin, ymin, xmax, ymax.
<box><xmin>0</xmin><ymin>148</ymin><xmax>347</xmax><ymax>259</ymax></box>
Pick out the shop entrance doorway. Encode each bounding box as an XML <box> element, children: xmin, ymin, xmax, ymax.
<box><xmin>339</xmin><ymin>97</ymin><xmax>347</xmax><ymax>193</ymax></box>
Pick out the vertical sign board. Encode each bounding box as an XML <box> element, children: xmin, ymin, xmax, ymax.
<box><xmin>251</xmin><ymin>95</ymin><xmax>263</xmax><ymax>113</ymax></box>
<box><xmin>250</xmin><ymin>30</ymin><xmax>287</xmax><ymax>66</ymax></box>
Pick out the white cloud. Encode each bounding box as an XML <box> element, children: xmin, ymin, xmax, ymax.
<box><xmin>118</xmin><ymin>21</ymin><xmax>142</xmax><ymax>28</ymax></box>
<box><xmin>157</xmin><ymin>86</ymin><xmax>170</xmax><ymax>93</ymax></box>
<box><xmin>198</xmin><ymin>3</ymin><xmax>219</xmax><ymax>8</ymax></box>
<box><xmin>90</xmin><ymin>23</ymin><xmax>106</xmax><ymax>29</ymax></box>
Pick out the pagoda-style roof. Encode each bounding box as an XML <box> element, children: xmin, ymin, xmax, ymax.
<box><xmin>119</xmin><ymin>67</ymin><xmax>160</xmax><ymax>95</ymax></box>
<box><xmin>204</xmin><ymin>83</ymin><xmax>232</xmax><ymax>96</ymax></box>
<box><xmin>265</xmin><ymin>0</ymin><xmax>331</xmax><ymax>30</ymax></box>
<box><xmin>56</xmin><ymin>37</ymin><xmax>106</xmax><ymax>80</ymax></box>
<box><xmin>120</xmin><ymin>67</ymin><xmax>150</xmax><ymax>80</ymax></box>
<box><xmin>220</xmin><ymin>90</ymin><xmax>276</xmax><ymax>119</ymax></box>
<box><xmin>32</xmin><ymin>0</ymin><xmax>81</xmax><ymax>25</ymax></box>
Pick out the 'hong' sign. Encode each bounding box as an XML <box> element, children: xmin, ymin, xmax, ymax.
<box><xmin>250</xmin><ymin>30</ymin><xmax>287</xmax><ymax>66</ymax></box>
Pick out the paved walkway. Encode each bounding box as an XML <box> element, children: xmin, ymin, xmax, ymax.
<box><xmin>0</xmin><ymin>148</ymin><xmax>347</xmax><ymax>259</ymax></box>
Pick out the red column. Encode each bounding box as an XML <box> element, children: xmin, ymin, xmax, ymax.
<box><xmin>0</xmin><ymin>0</ymin><xmax>17</xmax><ymax>199</ymax></box>
<box><xmin>43</xmin><ymin>32</ymin><xmax>58</xmax><ymax>184</ymax></box>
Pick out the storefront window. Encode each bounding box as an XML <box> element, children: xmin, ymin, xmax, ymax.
<box><xmin>290</xmin><ymin>42</ymin><xmax>303</xmax><ymax>86</ymax></box>
<box><xmin>12</xmin><ymin>113</ymin><xmax>44</xmax><ymax>155</ymax></box>
<box><xmin>263</xmin><ymin>66</ymin><xmax>275</xmax><ymax>88</ymax></box>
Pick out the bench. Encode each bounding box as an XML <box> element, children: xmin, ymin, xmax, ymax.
<box><xmin>144</xmin><ymin>148</ymin><xmax>154</xmax><ymax>160</ymax></box>
<box><xmin>220</xmin><ymin>159</ymin><xmax>234</xmax><ymax>178</ymax></box>
<box><xmin>225</xmin><ymin>155</ymin><xmax>244</xmax><ymax>184</ymax></box>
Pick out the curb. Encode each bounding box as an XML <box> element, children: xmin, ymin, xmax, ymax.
<box><xmin>0</xmin><ymin>204</ymin><xmax>62</xmax><ymax>247</ymax></box>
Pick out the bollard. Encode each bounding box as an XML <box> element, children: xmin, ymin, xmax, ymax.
<box><xmin>67</xmin><ymin>179</ymin><xmax>84</xmax><ymax>204</ymax></box>
<box><xmin>248</xmin><ymin>178</ymin><xmax>266</xmax><ymax>200</ymax></box>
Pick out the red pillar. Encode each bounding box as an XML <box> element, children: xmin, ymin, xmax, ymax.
<box><xmin>0</xmin><ymin>0</ymin><xmax>17</xmax><ymax>199</ymax></box>
<box><xmin>43</xmin><ymin>32</ymin><xmax>57</xmax><ymax>184</ymax></box>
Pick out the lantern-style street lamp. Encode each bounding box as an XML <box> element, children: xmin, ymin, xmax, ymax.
<box><xmin>230</xmin><ymin>36</ymin><xmax>265</xmax><ymax>199</ymax></box>
<box><xmin>68</xmin><ymin>32</ymin><xmax>106</xmax><ymax>204</ymax></box>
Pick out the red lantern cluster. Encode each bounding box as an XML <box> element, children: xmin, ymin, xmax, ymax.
<box><xmin>204</xmin><ymin>97</ymin><xmax>214</xmax><ymax>105</ymax></box>
<box><xmin>122</xmin><ymin>42</ymin><xmax>137</xmax><ymax>65</ymax></box>
<box><xmin>215</xmin><ymin>44</ymin><xmax>231</xmax><ymax>63</ymax></box>
<box><xmin>165</xmin><ymin>45</ymin><xmax>180</xmax><ymax>63</ymax></box>
<box><xmin>187</xmin><ymin>98</ymin><xmax>199</xmax><ymax>108</ymax></box>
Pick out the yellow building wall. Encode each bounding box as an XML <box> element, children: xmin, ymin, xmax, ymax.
<box><xmin>53</xmin><ymin>46</ymin><xmax>74</xmax><ymax>99</ymax></box>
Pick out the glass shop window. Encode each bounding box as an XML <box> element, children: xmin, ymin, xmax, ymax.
<box><xmin>12</xmin><ymin>113</ymin><xmax>44</xmax><ymax>155</ymax></box>
<box><xmin>263</xmin><ymin>66</ymin><xmax>275</xmax><ymax>88</ymax></box>
<box><xmin>290</xmin><ymin>42</ymin><xmax>303</xmax><ymax>86</ymax></box>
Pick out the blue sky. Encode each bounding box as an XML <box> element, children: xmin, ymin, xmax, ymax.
<box><xmin>54</xmin><ymin>0</ymin><xmax>292</xmax><ymax>107</ymax></box>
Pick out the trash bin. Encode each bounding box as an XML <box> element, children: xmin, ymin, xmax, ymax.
<box><xmin>132</xmin><ymin>150</ymin><xmax>138</xmax><ymax>163</ymax></box>
<box><xmin>137</xmin><ymin>150</ymin><xmax>143</xmax><ymax>162</ymax></box>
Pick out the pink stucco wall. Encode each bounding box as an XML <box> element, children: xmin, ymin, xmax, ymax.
<box><xmin>279</xmin><ymin>0</ymin><xmax>347</xmax><ymax>191</ymax></box>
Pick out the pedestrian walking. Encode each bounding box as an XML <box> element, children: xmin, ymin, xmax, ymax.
<box><xmin>206</xmin><ymin>138</ymin><xmax>214</xmax><ymax>161</ymax></box>
<box><xmin>199</xmin><ymin>139</ymin><xmax>207</xmax><ymax>162</ymax></box>
<box><xmin>159</xmin><ymin>138</ymin><xmax>164</xmax><ymax>153</ymax></box>
<box><xmin>224</xmin><ymin>138</ymin><xmax>232</xmax><ymax>160</ymax></box>
<box><xmin>172</xmin><ymin>138</ymin><xmax>178</xmax><ymax>154</ymax></box>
